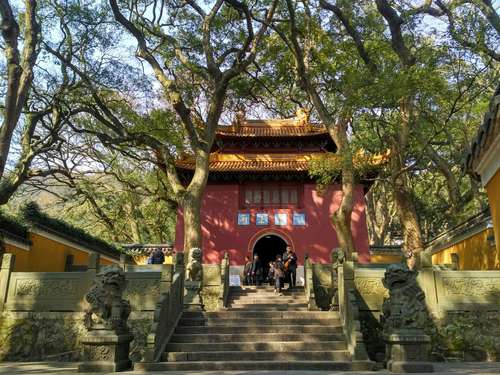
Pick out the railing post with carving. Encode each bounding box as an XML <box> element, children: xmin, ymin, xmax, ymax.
<box><xmin>218</xmin><ymin>252</ymin><xmax>230</xmax><ymax>309</ymax></box>
<box><xmin>159</xmin><ymin>265</ymin><xmax>174</xmax><ymax>294</ymax></box>
<box><xmin>175</xmin><ymin>252</ymin><xmax>185</xmax><ymax>304</ymax></box>
<box><xmin>304</xmin><ymin>255</ymin><xmax>318</xmax><ymax>311</ymax></box>
<box><xmin>337</xmin><ymin>262</ymin><xmax>345</xmax><ymax>325</ymax></box>
<box><xmin>330</xmin><ymin>249</ymin><xmax>338</xmax><ymax>310</ymax></box>
<box><xmin>0</xmin><ymin>253</ymin><xmax>15</xmax><ymax>311</ymax></box>
<box><xmin>418</xmin><ymin>249</ymin><xmax>439</xmax><ymax>317</ymax></box>
<box><xmin>342</xmin><ymin>260</ymin><xmax>371</xmax><ymax>364</ymax></box>
<box><xmin>141</xmin><ymin>252</ymin><xmax>186</xmax><ymax>364</ymax></box>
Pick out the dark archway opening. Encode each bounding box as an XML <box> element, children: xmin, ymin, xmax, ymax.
<box><xmin>253</xmin><ymin>234</ymin><xmax>288</xmax><ymax>281</ymax></box>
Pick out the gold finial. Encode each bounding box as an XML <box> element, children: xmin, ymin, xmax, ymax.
<box><xmin>295</xmin><ymin>107</ymin><xmax>311</xmax><ymax>130</ymax></box>
<box><xmin>232</xmin><ymin>106</ymin><xmax>246</xmax><ymax>132</ymax></box>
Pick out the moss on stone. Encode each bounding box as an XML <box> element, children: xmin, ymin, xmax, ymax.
<box><xmin>201</xmin><ymin>286</ymin><xmax>221</xmax><ymax>311</ymax></box>
<box><xmin>0</xmin><ymin>312</ymin><xmax>153</xmax><ymax>362</ymax></box>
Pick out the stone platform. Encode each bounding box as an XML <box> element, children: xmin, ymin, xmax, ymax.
<box><xmin>1</xmin><ymin>362</ymin><xmax>500</xmax><ymax>374</ymax></box>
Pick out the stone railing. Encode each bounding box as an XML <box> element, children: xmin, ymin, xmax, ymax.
<box><xmin>304</xmin><ymin>255</ymin><xmax>318</xmax><ymax>310</ymax></box>
<box><xmin>337</xmin><ymin>261</ymin><xmax>370</xmax><ymax>362</ymax></box>
<box><xmin>218</xmin><ymin>252</ymin><xmax>230</xmax><ymax>309</ymax></box>
<box><xmin>143</xmin><ymin>253</ymin><xmax>185</xmax><ymax>362</ymax></box>
<box><xmin>312</xmin><ymin>262</ymin><xmax>336</xmax><ymax>309</ymax></box>
<box><xmin>0</xmin><ymin>253</ymin><xmax>169</xmax><ymax>313</ymax></box>
<box><xmin>433</xmin><ymin>270</ymin><xmax>500</xmax><ymax>312</ymax></box>
<box><xmin>201</xmin><ymin>263</ymin><xmax>221</xmax><ymax>311</ymax></box>
<box><xmin>353</xmin><ymin>268</ymin><xmax>387</xmax><ymax>313</ymax></box>
<box><xmin>354</xmin><ymin>266</ymin><xmax>500</xmax><ymax>316</ymax></box>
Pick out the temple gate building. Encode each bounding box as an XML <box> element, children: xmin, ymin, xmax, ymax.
<box><xmin>174</xmin><ymin>110</ymin><xmax>373</xmax><ymax>273</ymax></box>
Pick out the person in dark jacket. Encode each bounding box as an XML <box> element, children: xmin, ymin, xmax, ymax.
<box><xmin>243</xmin><ymin>256</ymin><xmax>252</xmax><ymax>285</ymax></box>
<box><xmin>250</xmin><ymin>254</ymin><xmax>263</xmax><ymax>286</ymax></box>
<box><xmin>274</xmin><ymin>254</ymin><xmax>285</xmax><ymax>295</ymax></box>
<box><xmin>267</xmin><ymin>261</ymin><xmax>275</xmax><ymax>286</ymax></box>
<box><xmin>283</xmin><ymin>246</ymin><xmax>298</xmax><ymax>289</ymax></box>
<box><xmin>150</xmin><ymin>247</ymin><xmax>165</xmax><ymax>264</ymax></box>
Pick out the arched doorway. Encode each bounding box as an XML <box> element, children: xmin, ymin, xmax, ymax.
<box><xmin>253</xmin><ymin>234</ymin><xmax>288</xmax><ymax>279</ymax></box>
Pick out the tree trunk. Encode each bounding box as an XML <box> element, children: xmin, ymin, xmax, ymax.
<box><xmin>365</xmin><ymin>181</ymin><xmax>394</xmax><ymax>246</ymax></box>
<box><xmin>389</xmin><ymin>142</ymin><xmax>424</xmax><ymax>269</ymax></box>
<box><xmin>328</xmin><ymin>123</ymin><xmax>356</xmax><ymax>259</ymax></box>
<box><xmin>182</xmin><ymin>192</ymin><xmax>203</xmax><ymax>252</ymax></box>
<box><xmin>387</xmin><ymin>96</ymin><xmax>425</xmax><ymax>269</ymax></box>
<box><xmin>181</xmin><ymin>148</ymin><xmax>210</xmax><ymax>260</ymax></box>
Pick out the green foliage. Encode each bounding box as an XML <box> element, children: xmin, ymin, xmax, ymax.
<box><xmin>441</xmin><ymin>318</ymin><xmax>475</xmax><ymax>352</ymax></box>
<box><xmin>0</xmin><ymin>211</ymin><xmax>28</xmax><ymax>240</ymax></box>
<box><xmin>20</xmin><ymin>202</ymin><xmax>121</xmax><ymax>256</ymax></box>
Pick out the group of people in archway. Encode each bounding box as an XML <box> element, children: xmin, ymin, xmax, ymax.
<box><xmin>243</xmin><ymin>246</ymin><xmax>297</xmax><ymax>295</ymax></box>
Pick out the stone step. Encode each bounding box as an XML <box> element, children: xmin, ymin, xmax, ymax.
<box><xmin>175</xmin><ymin>324</ymin><xmax>344</xmax><ymax>335</ymax></box>
<box><xmin>182</xmin><ymin>311</ymin><xmax>339</xmax><ymax>319</ymax></box>
<box><xmin>231</xmin><ymin>286</ymin><xmax>305</xmax><ymax>290</ymax></box>
<box><xmin>231</xmin><ymin>289</ymin><xmax>304</xmax><ymax>295</ymax></box>
<box><xmin>170</xmin><ymin>333</ymin><xmax>346</xmax><ymax>343</ymax></box>
<box><xmin>227</xmin><ymin>306</ymin><xmax>308</xmax><ymax>311</ymax></box>
<box><xmin>166</xmin><ymin>350</ymin><xmax>351</xmax><ymax>362</ymax></box>
<box><xmin>231</xmin><ymin>288</ymin><xmax>304</xmax><ymax>293</ymax></box>
<box><xmin>228</xmin><ymin>297</ymin><xmax>306</xmax><ymax>305</ymax></box>
<box><xmin>166</xmin><ymin>341</ymin><xmax>347</xmax><ymax>352</ymax></box>
<box><xmin>136</xmin><ymin>360</ymin><xmax>369</xmax><ymax>371</ymax></box>
<box><xmin>178</xmin><ymin>317</ymin><xmax>342</xmax><ymax>327</ymax></box>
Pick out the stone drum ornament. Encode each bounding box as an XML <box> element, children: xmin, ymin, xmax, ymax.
<box><xmin>79</xmin><ymin>264</ymin><xmax>133</xmax><ymax>372</ymax></box>
<box><xmin>381</xmin><ymin>263</ymin><xmax>433</xmax><ymax>373</ymax></box>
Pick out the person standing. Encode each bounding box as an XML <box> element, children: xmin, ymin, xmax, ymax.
<box><xmin>283</xmin><ymin>246</ymin><xmax>298</xmax><ymax>289</ymax></box>
<box><xmin>267</xmin><ymin>261</ymin><xmax>275</xmax><ymax>286</ymax></box>
<box><xmin>250</xmin><ymin>254</ymin><xmax>263</xmax><ymax>286</ymax></box>
<box><xmin>150</xmin><ymin>247</ymin><xmax>165</xmax><ymax>264</ymax></box>
<box><xmin>243</xmin><ymin>256</ymin><xmax>252</xmax><ymax>285</ymax></box>
<box><xmin>274</xmin><ymin>254</ymin><xmax>285</xmax><ymax>295</ymax></box>
<box><xmin>163</xmin><ymin>246</ymin><xmax>174</xmax><ymax>264</ymax></box>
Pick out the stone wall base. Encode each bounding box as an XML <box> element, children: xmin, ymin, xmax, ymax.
<box><xmin>387</xmin><ymin>361</ymin><xmax>434</xmax><ymax>373</ymax></box>
<box><xmin>78</xmin><ymin>331</ymin><xmax>133</xmax><ymax>373</ymax></box>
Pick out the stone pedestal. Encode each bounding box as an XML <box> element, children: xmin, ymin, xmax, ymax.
<box><xmin>184</xmin><ymin>280</ymin><xmax>204</xmax><ymax>311</ymax></box>
<box><xmin>384</xmin><ymin>331</ymin><xmax>434</xmax><ymax>373</ymax></box>
<box><xmin>78</xmin><ymin>328</ymin><xmax>133</xmax><ymax>372</ymax></box>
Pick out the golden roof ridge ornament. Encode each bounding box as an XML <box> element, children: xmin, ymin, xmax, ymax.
<box><xmin>295</xmin><ymin>107</ymin><xmax>312</xmax><ymax>132</ymax></box>
<box><xmin>232</xmin><ymin>106</ymin><xmax>246</xmax><ymax>132</ymax></box>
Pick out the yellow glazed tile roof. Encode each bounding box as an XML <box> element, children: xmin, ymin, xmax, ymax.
<box><xmin>176</xmin><ymin>151</ymin><xmax>389</xmax><ymax>173</ymax></box>
<box><xmin>216</xmin><ymin>119</ymin><xmax>328</xmax><ymax>137</ymax></box>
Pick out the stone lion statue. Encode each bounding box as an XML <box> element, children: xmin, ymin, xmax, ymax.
<box><xmin>83</xmin><ymin>264</ymin><xmax>131</xmax><ymax>332</ymax></box>
<box><xmin>381</xmin><ymin>263</ymin><xmax>427</xmax><ymax>333</ymax></box>
<box><xmin>186</xmin><ymin>247</ymin><xmax>203</xmax><ymax>282</ymax></box>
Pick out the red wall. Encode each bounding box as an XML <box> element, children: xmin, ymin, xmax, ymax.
<box><xmin>174</xmin><ymin>183</ymin><xmax>370</xmax><ymax>265</ymax></box>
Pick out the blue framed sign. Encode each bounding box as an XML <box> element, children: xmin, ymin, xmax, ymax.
<box><xmin>274</xmin><ymin>213</ymin><xmax>287</xmax><ymax>226</ymax></box>
<box><xmin>293</xmin><ymin>213</ymin><xmax>306</xmax><ymax>226</ymax></box>
<box><xmin>256</xmin><ymin>213</ymin><xmax>269</xmax><ymax>226</ymax></box>
<box><xmin>237</xmin><ymin>213</ymin><xmax>250</xmax><ymax>226</ymax></box>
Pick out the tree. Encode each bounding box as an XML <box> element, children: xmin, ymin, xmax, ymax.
<box><xmin>264</xmin><ymin>0</ymin><xmax>359</xmax><ymax>258</ymax></box>
<box><xmin>105</xmin><ymin>0</ymin><xmax>277</xmax><ymax>253</ymax></box>
<box><xmin>0</xmin><ymin>0</ymin><xmax>40</xmax><ymax>179</ymax></box>
<box><xmin>17</xmin><ymin>143</ymin><xmax>177</xmax><ymax>244</ymax></box>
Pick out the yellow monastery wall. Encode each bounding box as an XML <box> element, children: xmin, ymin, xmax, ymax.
<box><xmin>486</xmin><ymin>168</ymin><xmax>500</xmax><ymax>263</ymax></box>
<box><xmin>4</xmin><ymin>242</ymin><xmax>31</xmax><ymax>271</ymax></box>
<box><xmin>370</xmin><ymin>253</ymin><xmax>402</xmax><ymax>264</ymax></box>
<box><xmin>4</xmin><ymin>232</ymin><xmax>115</xmax><ymax>272</ymax></box>
<box><xmin>431</xmin><ymin>228</ymin><xmax>499</xmax><ymax>270</ymax></box>
<box><xmin>132</xmin><ymin>254</ymin><xmax>174</xmax><ymax>265</ymax></box>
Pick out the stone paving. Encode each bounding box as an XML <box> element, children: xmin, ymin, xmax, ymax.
<box><xmin>1</xmin><ymin>362</ymin><xmax>500</xmax><ymax>375</ymax></box>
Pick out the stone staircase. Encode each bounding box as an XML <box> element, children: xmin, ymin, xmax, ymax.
<box><xmin>138</xmin><ymin>285</ymin><xmax>373</xmax><ymax>371</ymax></box>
